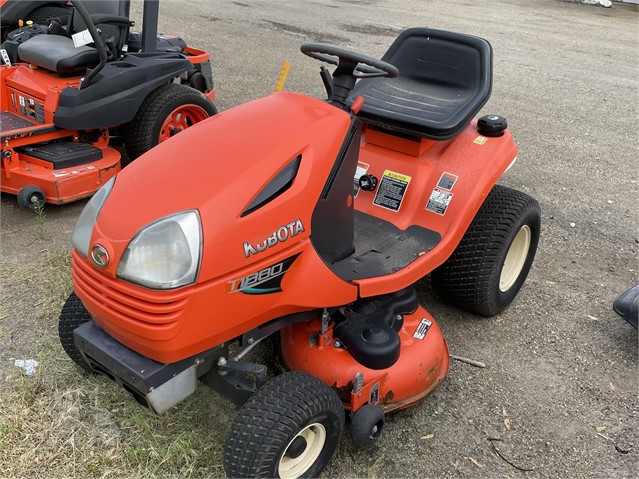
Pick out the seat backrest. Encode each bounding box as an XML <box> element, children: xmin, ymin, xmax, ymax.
<box><xmin>381</xmin><ymin>28</ymin><xmax>491</xmax><ymax>91</ymax></box>
<box><xmin>73</xmin><ymin>0</ymin><xmax>130</xmax><ymax>47</ymax></box>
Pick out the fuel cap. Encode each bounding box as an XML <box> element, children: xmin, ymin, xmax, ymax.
<box><xmin>478</xmin><ymin>115</ymin><xmax>508</xmax><ymax>137</ymax></box>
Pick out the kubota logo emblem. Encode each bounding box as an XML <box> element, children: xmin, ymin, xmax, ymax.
<box><xmin>243</xmin><ymin>219</ymin><xmax>305</xmax><ymax>258</ymax></box>
<box><xmin>90</xmin><ymin>244</ymin><xmax>110</xmax><ymax>268</ymax></box>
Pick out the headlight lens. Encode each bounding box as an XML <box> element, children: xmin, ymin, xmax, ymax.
<box><xmin>72</xmin><ymin>176</ymin><xmax>116</xmax><ymax>257</ymax></box>
<box><xmin>116</xmin><ymin>210</ymin><xmax>202</xmax><ymax>289</ymax></box>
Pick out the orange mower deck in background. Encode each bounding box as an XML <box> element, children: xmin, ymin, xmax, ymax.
<box><xmin>0</xmin><ymin>0</ymin><xmax>216</xmax><ymax>210</ymax></box>
<box><xmin>60</xmin><ymin>27</ymin><xmax>541</xmax><ymax>479</ymax></box>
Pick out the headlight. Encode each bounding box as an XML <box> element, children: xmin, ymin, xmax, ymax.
<box><xmin>72</xmin><ymin>177</ymin><xmax>116</xmax><ymax>257</ymax></box>
<box><xmin>116</xmin><ymin>210</ymin><xmax>202</xmax><ymax>290</ymax></box>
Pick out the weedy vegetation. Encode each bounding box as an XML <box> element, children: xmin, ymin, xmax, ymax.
<box><xmin>1</xmin><ymin>248</ymin><xmax>233</xmax><ymax>478</ymax></box>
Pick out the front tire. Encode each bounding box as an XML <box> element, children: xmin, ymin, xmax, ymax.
<box><xmin>431</xmin><ymin>184</ymin><xmax>541</xmax><ymax>317</ymax></box>
<box><xmin>123</xmin><ymin>83</ymin><xmax>217</xmax><ymax>161</ymax></box>
<box><xmin>223</xmin><ymin>371</ymin><xmax>344</xmax><ymax>479</ymax></box>
<box><xmin>58</xmin><ymin>293</ymin><xmax>94</xmax><ymax>373</ymax></box>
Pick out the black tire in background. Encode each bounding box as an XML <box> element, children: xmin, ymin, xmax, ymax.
<box><xmin>431</xmin><ymin>184</ymin><xmax>541</xmax><ymax>317</ymax></box>
<box><xmin>123</xmin><ymin>83</ymin><xmax>217</xmax><ymax>161</ymax></box>
<box><xmin>224</xmin><ymin>371</ymin><xmax>345</xmax><ymax>479</ymax></box>
<box><xmin>27</xmin><ymin>5</ymin><xmax>72</xmax><ymax>26</ymax></box>
<box><xmin>58</xmin><ymin>292</ymin><xmax>94</xmax><ymax>373</ymax></box>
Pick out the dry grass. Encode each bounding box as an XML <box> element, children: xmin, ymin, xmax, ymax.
<box><xmin>1</xmin><ymin>248</ymin><xmax>233</xmax><ymax>478</ymax></box>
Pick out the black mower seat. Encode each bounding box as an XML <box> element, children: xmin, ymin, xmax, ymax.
<box><xmin>17</xmin><ymin>0</ymin><xmax>130</xmax><ymax>74</ymax></box>
<box><xmin>18</xmin><ymin>35</ymin><xmax>99</xmax><ymax>73</ymax></box>
<box><xmin>347</xmin><ymin>28</ymin><xmax>492</xmax><ymax>141</ymax></box>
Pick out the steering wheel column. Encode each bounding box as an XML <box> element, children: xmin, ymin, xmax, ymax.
<box><xmin>300</xmin><ymin>44</ymin><xmax>399</xmax><ymax>109</ymax></box>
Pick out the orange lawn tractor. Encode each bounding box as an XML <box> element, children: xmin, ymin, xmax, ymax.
<box><xmin>1</xmin><ymin>0</ymin><xmax>216</xmax><ymax>210</ymax></box>
<box><xmin>59</xmin><ymin>28</ymin><xmax>540</xmax><ymax>478</ymax></box>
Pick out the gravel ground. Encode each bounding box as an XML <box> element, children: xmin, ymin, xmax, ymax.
<box><xmin>1</xmin><ymin>0</ymin><xmax>637</xmax><ymax>477</ymax></box>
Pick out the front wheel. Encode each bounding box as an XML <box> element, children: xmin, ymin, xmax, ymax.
<box><xmin>58</xmin><ymin>293</ymin><xmax>94</xmax><ymax>373</ymax></box>
<box><xmin>431</xmin><ymin>184</ymin><xmax>541</xmax><ymax>317</ymax></box>
<box><xmin>123</xmin><ymin>83</ymin><xmax>217</xmax><ymax>161</ymax></box>
<box><xmin>223</xmin><ymin>371</ymin><xmax>345</xmax><ymax>479</ymax></box>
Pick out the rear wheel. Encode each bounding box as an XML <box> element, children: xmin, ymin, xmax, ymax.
<box><xmin>124</xmin><ymin>83</ymin><xmax>217</xmax><ymax>161</ymax></box>
<box><xmin>224</xmin><ymin>371</ymin><xmax>344</xmax><ymax>479</ymax></box>
<box><xmin>59</xmin><ymin>293</ymin><xmax>94</xmax><ymax>373</ymax></box>
<box><xmin>431</xmin><ymin>184</ymin><xmax>541</xmax><ymax>317</ymax></box>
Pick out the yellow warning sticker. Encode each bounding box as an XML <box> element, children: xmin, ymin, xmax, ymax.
<box><xmin>373</xmin><ymin>170</ymin><xmax>412</xmax><ymax>212</ymax></box>
<box><xmin>474</xmin><ymin>136</ymin><xmax>488</xmax><ymax>145</ymax></box>
<box><xmin>383</xmin><ymin>170</ymin><xmax>411</xmax><ymax>182</ymax></box>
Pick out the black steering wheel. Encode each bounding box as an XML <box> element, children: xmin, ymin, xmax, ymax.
<box><xmin>301</xmin><ymin>44</ymin><xmax>399</xmax><ymax>79</ymax></box>
<box><xmin>300</xmin><ymin>44</ymin><xmax>399</xmax><ymax>107</ymax></box>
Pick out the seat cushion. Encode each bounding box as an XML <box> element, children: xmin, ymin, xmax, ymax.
<box><xmin>18</xmin><ymin>34</ymin><xmax>98</xmax><ymax>73</ymax></box>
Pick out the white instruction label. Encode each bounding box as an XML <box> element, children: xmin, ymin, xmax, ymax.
<box><xmin>72</xmin><ymin>29</ymin><xmax>93</xmax><ymax>48</ymax></box>
<box><xmin>426</xmin><ymin>188</ymin><xmax>453</xmax><ymax>216</ymax></box>
<box><xmin>0</xmin><ymin>49</ymin><xmax>11</xmax><ymax>66</ymax></box>
<box><xmin>413</xmin><ymin>318</ymin><xmax>432</xmax><ymax>340</ymax></box>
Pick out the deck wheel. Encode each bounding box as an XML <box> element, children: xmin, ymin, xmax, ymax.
<box><xmin>350</xmin><ymin>403</ymin><xmax>385</xmax><ymax>448</ymax></box>
<box><xmin>17</xmin><ymin>185</ymin><xmax>45</xmax><ymax>211</ymax></box>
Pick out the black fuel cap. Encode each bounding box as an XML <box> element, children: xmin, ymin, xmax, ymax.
<box><xmin>359</xmin><ymin>174</ymin><xmax>378</xmax><ymax>191</ymax></box>
<box><xmin>478</xmin><ymin>115</ymin><xmax>508</xmax><ymax>137</ymax></box>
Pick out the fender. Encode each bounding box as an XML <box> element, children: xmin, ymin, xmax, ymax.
<box><xmin>354</xmin><ymin>121</ymin><xmax>518</xmax><ymax>297</ymax></box>
<box><xmin>54</xmin><ymin>53</ymin><xmax>195</xmax><ymax>130</ymax></box>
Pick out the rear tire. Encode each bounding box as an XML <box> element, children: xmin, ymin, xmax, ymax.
<box><xmin>223</xmin><ymin>371</ymin><xmax>344</xmax><ymax>479</ymax></box>
<box><xmin>27</xmin><ymin>5</ymin><xmax>72</xmax><ymax>26</ymax></box>
<box><xmin>59</xmin><ymin>293</ymin><xmax>94</xmax><ymax>373</ymax></box>
<box><xmin>431</xmin><ymin>184</ymin><xmax>541</xmax><ymax>317</ymax></box>
<box><xmin>123</xmin><ymin>83</ymin><xmax>217</xmax><ymax>161</ymax></box>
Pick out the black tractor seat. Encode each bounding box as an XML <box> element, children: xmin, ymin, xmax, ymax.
<box><xmin>17</xmin><ymin>0</ymin><xmax>130</xmax><ymax>74</ymax></box>
<box><xmin>347</xmin><ymin>28</ymin><xmax>492</xmax><ymax>141</ymax></box>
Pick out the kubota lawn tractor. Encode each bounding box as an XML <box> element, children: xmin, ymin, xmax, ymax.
<box><xmin>1</xmin><ymin>0</ymin><xmax>216</xmax><ymax>210</ymax></box>
<box><xmin>59</xmin><ymin>28</ymin><xmax>540</xmax><ymax>478</ymax></box>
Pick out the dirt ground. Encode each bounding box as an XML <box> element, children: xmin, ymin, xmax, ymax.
<box><xmin>1</xmin><ymin>0</ymin><xmax>637</xmax><ymax>478</ymax></box>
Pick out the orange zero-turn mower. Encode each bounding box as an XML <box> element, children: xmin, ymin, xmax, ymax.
<box><xmin>0</xmin><ymin>0</ymin><xmax>216</xmax><ymax>210</ymax></box>
<box><xmin>60</xmin><ymin>28</ymin><xmax>540</xmax><ymax>478</ymax></box>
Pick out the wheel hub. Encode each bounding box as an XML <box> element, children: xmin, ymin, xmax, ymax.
<box><xmin>159</xmin><ymin>104</ymin><xmax>209</xmax><ymax>143</ymax></box>
<box><xmin>285</xmin><ymin>436</ymin><xmax>307</xmax><ymax>459</ymax></box>
<box><xmin>500</xmin><ymin>225</ymin><xmax>532</xmax><ymax>292</ymax></box>
<box><xmin>278</xmin><ymin>422</ymin><xmax>327</xmax><ymax>479</ymax></box>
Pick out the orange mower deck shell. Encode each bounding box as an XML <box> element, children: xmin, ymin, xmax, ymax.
<box><xmin>280</xmin><ymin>307</ymin><xmax>449</xmax><ymax>413</ymax></box>
<box><xmin>1</xmin><ymin>63</ymin><xmax>121</xmax><ymax>203</ymax></box>
<box><xmin>72</xmin><ymin>91</ymin><xmax>517</xmax><ymax>364</ymax></box>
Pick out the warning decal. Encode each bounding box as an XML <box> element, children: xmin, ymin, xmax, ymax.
<box><xmin>413</xmin><ymin>318</ymin><xmax>432</xmax><ymax>340</ymax></box>
<box><xmin>353</xmin><ymin>161</ymin><xmax>370</xmax><ymax>198</ymax></box>
<box><xmin>474</xmin><ymin>136</ymin><xmax>487</xmax><ymax>145</ymax></box>
<box><xmin>436</xmin><ymin>172</ymin><xmax>458</xmax><ymax>191</ymax></box>
<box><xmin>373</xmin><ymin>170</ymin><xmax>411</xmax><ymax>212</ymax></box>
<box><xmin>426</xmin><ymin>188</ymin><xmax>453</xmax><ymax>215</ymax></box>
